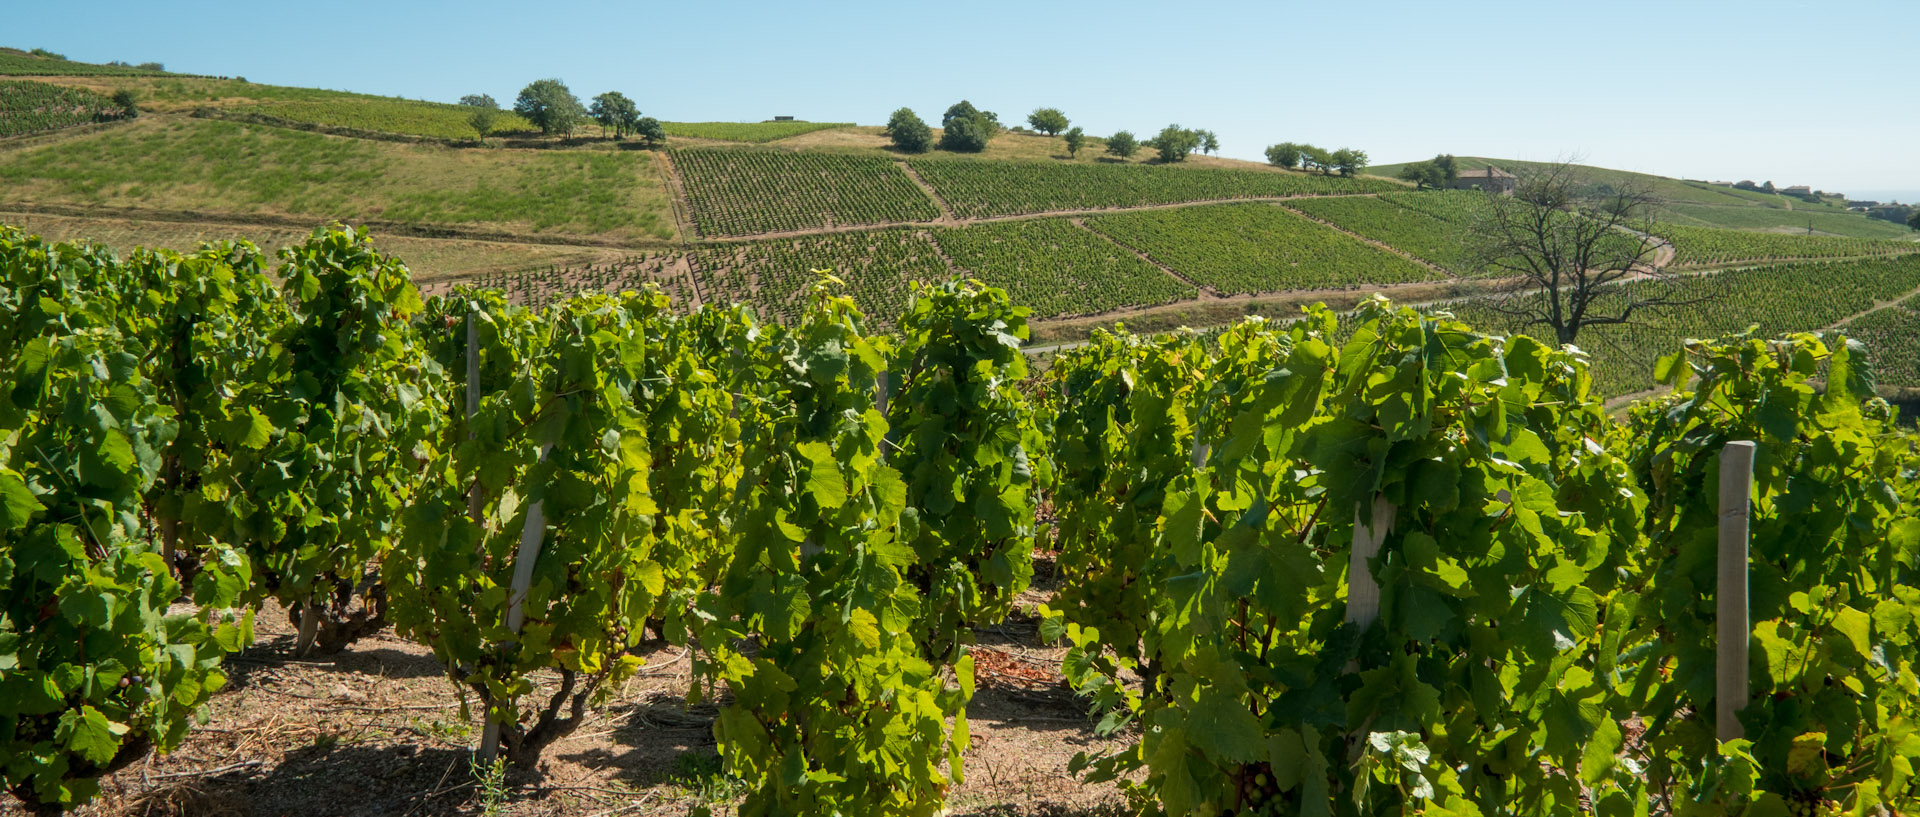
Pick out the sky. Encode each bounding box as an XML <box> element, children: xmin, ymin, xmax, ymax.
<box><xmin>13</xmin><ymin>0</ymin><xmax>1919</xmax><ymax>199</ymax></box>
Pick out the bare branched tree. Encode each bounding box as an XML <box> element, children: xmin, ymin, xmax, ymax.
<box><xmin>1467</xmin><ymin>158</ymin><xmax>1699</xmax><ymax>345</ymax></box>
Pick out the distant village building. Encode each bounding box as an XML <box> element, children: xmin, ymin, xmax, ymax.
<box><xmin>1449</xmin><ymin>165</ymin><xmax>1516</xmax><ymax>195</ymax></box>
<box><xmin>1781</xmin><ymin>185</ymin><xmax>1814</xmax><ymax>197</ymax></box>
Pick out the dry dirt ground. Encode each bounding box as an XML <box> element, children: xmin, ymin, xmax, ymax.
<box><xmin>3</xmin><ymin>558</ymin><xmax>1138</xmax><ymax>817</ymax></box>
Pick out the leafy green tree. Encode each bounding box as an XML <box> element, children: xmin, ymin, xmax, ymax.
<box><xmin>467</xmin><ymin>108</ymin><xmax>498</xmax><ymax>142</ymax></box>
<box><xmin>939</xmin><ymin>100</ymin><xmax>999</xmax><ymax>153</ymax></box>
<box><xmin>111</xmin><ymin>89</ymin><xmax>138</xmax><ymax>118</ymax></box>
<box><xmin>1063</xmin><ymin>126</ymin><xmax>1085</xmax><ymax>158</ymax></box>
<box><xmin>1330</xmin><ymin>147</ymin><xmax>1369</xmax><ymax>176</ymax></box>
<box><xmin>1398</xmin><ymin>153</ymin><xmax>1460</xmax><ymax>189</ymax></box>
<box><xmin>885</xmin><ymin>107</ymin><xmax>933</xmax><ymax>153</ymax></box>
<box><xmin>1198</xmin><ymin>129</ymin><xmax>1219</xmax><ymax>155</ymax></box>
<box><xmin>513</xmin><ymin>79</ymin><xmax>586</xmax><ymax>136</ymax></box>
<box><xmin>632</xmin><ymin>116</ymin><xmax>665</xmax><ymax>147</ymax></box>
<box><xmin>589</xmin><ymin>91</ymin><xmax>639</xmax><ymax>138</ymax></box>
<box><xmin>1265</xmin><ymin>142</ymin><xmax>1302</xmax><ymax>169</ymax></box>
<box><xmin>135</xmin><ymin>62</ymin><xmax>163</xmax><ymax>72</ymax></box>
<box><xmin>1150</xmin><ymin>124</ymin><xmax>1202</xmax><ymax>163</ymax></box>
<box><xmin>1909</xmin><ymin>208</ymin><xmax>1920</xmax><ymax>231</ymax></box>
<box><xmin>458</xmin><ymin>94</ymin><xmax>497</xmax><ymax>109</ymax></box>
<box><xmin>1300</xmin><ymin>144</ymin><xmax>1333</xmax><ymax>174</ymax></box>
<box><xmin>1027</xmin><ymin>107</ymin><xmax>1070</xmax><ymax>136</ymax></box>
<box><xmin>1106</xmin><ymin>130</ymin><xmax>1139</xmax><ymax>159</ymax></box>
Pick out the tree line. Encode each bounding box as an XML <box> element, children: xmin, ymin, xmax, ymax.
<box><xmin>456</xmin><ymin>79</ymin><xmax>665</xmax><ymax>146</ymax></box>
<box><xmin>1264</xmin><ymin>141</ymin><xmax>1370</xmax><ymax>176</ymax></box>
<box><xmin>884</xmin><ymin>103</ymin><xmax>1221</xmax><ymax>164</ymax></box>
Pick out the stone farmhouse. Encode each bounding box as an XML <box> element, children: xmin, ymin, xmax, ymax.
<box><xmin>1449</xmin><ymin>165</ymin><xmax>1516</xmax><ymax>195</ymax></box>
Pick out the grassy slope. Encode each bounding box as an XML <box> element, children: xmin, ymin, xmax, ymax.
<box><xmin>0</xmin><ymin>117</ymin><xmax>677</xmax><ymax>241</ymax></box>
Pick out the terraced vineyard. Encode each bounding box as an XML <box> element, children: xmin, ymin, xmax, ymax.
<box><xmin>692</xmin><ymin>228</ymin><xmax>950</xmax><ymax>326</ymax></box>
<box><xmin>443</xmin><ymin>253</ymin><xmax>695</xmax><ymax>309</ymax></box>
<box><xmin>1441</xmin><ymin>254</ymin><xmax>1920</xmax><ymax>396</ymax></box>
<box><xmin>0</xmin><ymin>79</ymin><xmax>126</xmax><ymax>137</ymax></box>
<box><xmin>1841</xmin><ymin>295</ymin><xmax>1920</xmax><ymax>387</ymax></box>
<box><xmin>228</xmin><ymin>99</ymin><xmax>533</xmax><ymax>140</ymax></box>
<box><xmin>1282</xmin><ymin>195</ymin><xmax>1473</xmax><ymax>272</ymax></box>
<box><xmin>672</xmin><ymin>149</ymin><xmax>939</xmax><ymax>236</ymax></box>
<box><xmin>907</xmin><ymin>159</ymin><xmax>1400</xmax><ymax>218</ymax></box>
<box><xmin>1656</xmin><ymin>222</ymin><xmax>1920</xmax><ymax>267</ymax></box>
<box><xmin>663</xmin><ymin>121</ymin><xmax>851</xmax><ymax>142</ymax></box>
<box><xmin>933</xmin><ymin>219</ymin><xmax>1195</xmax><ymax>317</ymax></box>
<box><xmin>1378</xmin><ymin>189</ymin><xmax>1491</xmax><ymax>224</ymax></box>
<box><xmin>1086</xmin><ymin>202</ymin><xmax>1434</xmax><ymax>295</ymax></box>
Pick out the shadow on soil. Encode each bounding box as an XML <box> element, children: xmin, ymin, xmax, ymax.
<box><xmin>122</xmin><ymin>745</ymin><xmax>474</xmax><ymax>817</ymax></box>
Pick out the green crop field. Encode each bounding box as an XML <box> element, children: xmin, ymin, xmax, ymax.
<box><xmin>1660</xmin><ymin>202</ymin><xmax>1917</xmax><ymax>239</ymax></box>
<box><xmin>1377</xmin><ymin>190</ymin><xmax>1492</xmax><ymax>224</ymax></box>
<box><xmin>1282</xmin><ymin>195</ymin><xmax>1473</xmax><ymax>272</ymax></box>
<box><xmin>228</xmin><ymin>99</ymin><xmax>534</xmax><ymax>140</ymax></box>
<box><xmin>932</xmin><ymin>219</ymin><xmax>1195</xmax><ymax>317</ymax></box>
<box><xmin>1841</xmin><ymin>296</ymin><xmax>1920</xmax><ymax>387</ymax></box>
<box><xmin>0</xmin><ymin>117</ymin><xmax>677</xmax><ymax>240</ymax></box>
<box><xmin>0</xmin><ymin>49</ymin><xmax>175</xmax><ymax>77</ymax></box>
<box><xmin>0</xmin><ymin>79</ymin><xmax>126</xmax><ymax>138</ymax></box>
<box><xmin>671</xmin><ymin>148</ymin><xmax>939</xmax><ymax>236</ymax></box>
<box><xmin>692</xmin><ymin>229</ymin><xmax>951</xmax><ymax>327</ymax></box>
<box><xmin>908</xmin><ymin>159</ymin><xmax>1399</xmax><ymax>218</ymax></box>
<box><xmin>663</xmin><ymin>121</ymin><xmax>853</xmax><ymax>142</ymax></box>
<box><xmin>1657</xmin><ymin>223</ymin><xmax>1920</xmax><ymax>267</ymax></box>
<box><xmin>1440</xmin><ymin>254</ymin><xmax>1920</xmax><ymax>397</ymax></box>
<box><xmin>1085</xmin><ymin>202</ymin><xmax>1434</xmax><ymax>295</ymax></box>
<box><xmin>456</xmin><ymin>253</ymin><xmax>695</xmax><ymax>309</ymax></box>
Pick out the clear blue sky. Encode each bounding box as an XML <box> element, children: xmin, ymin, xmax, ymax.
<box><xmin>15</xmin><ymin>0</ymin><xmax>1919</xmax><ymax>199</ymax></box>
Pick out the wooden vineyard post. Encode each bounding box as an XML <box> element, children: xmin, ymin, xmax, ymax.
<box><xmin>465</xmin><ymin>314</ymin><xmax>483</xmax><ymax>523</ymax></box>
<box><xmin>1346</xmin><ymin>496</ymin><xmax>1397</xmax><ymax>630</ymax></box>
<box><xmin>478</xmin><ymin>444</ymin><xmax>553</xmax><ymax>766</ymax></box>
<box><xmin>1717</xmin><ymin>440</ymin><xmax>1757</xmax><ymax>742</ymax></box>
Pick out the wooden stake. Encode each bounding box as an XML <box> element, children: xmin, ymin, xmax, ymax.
<box><xmin>1346</xmin><ymin>496</ymin><xmax>1396</xmax><ymax>630</ymax></box>
<box><xmin>478</xmin><ymin>444</ymin><xmax>552</xmax><ymax>766</ymax></box>
<box><xmin>1718</xmin><ymin>440</ymin><xmax>1757</xmax><ymax>742</ymax></box>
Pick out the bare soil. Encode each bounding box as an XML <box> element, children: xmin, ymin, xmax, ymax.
<box><xmin>4</xmin><ymin>562</ymin><xmax>1135</xmax><ymax>817</ymax></box>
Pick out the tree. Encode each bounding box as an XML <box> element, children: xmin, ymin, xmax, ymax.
<box><xmin>1063</xmin><ymin>126</ymin><xmax>1085</xmax><ymax>158</ymax></box>
<box><xmin>1330</xmin><ymin>147</ymin><xmax>1368</xmax><ymax>176</ymax></box>
<box><xmin>111</xmin><ymin>89</ymin><xmax>139</xmax><ymax>118</ymax></box>
<box><xmin>1198</xmin><ymin>129</ymin><xmax>1220</xmax><ymax>155</ymax></box>
<box><xmin>1027</xmin><ymin>108</ymin><xmax>1069</xmax><ymax>136</ymax></box>
<box><xmin>1909</xmin><ymin>208</ymin><xmax>1920</xmax><ymax>232</ymax></box>
<box><xmin>1390</xmin><ymin>153</ymin><xmax>1464</xmax><ymax>189</ymax></box>
<box><xmin>136</xmin><ymin>61</ymin><xmax>164</xmax><ymax>72</ymax></box>
<box><xmin>885</xmin><ymin>107</ymin><xmax>933</xmax><ymax>153</ymax></box>
<box><xmin>632</xmin><ymin>116</ymin><xmax>666</xmax><ymax>147</ymax></box>
<box><xmin>514</xmin><ymin>79</ymin><xmax>586</xmax><ymax>136</ymax></box>
<box><xmin>1106</xmin><ymin>130</ymin><xmax>1139</xmax><ymax>159</ymax></box>
<box><xmin>1300</xmin><ymin>144</ymin><xmax>1333</xmax><ymax>174</ymax></box>
<box><xmin>1150</xmin><ymin>124</ymin><xmax>1202</xmax><ymax>162</ymax></box>
<box><xmin>1265</xmin><ymin>142</ymin><xmax>1303</xmax><ymax>169</ymax></box>
<box><xmin>459</xmin><ymin>94</ymin><xmax>498</xmax><ymax>109</ymax></box>
<box><xmin>468</xmin><ymin>107</ymin><xmax>499</xmax><ymax>142</ymax></box>
<box><xmin>1465</xmin><ymin>159</ymin><xmax>1689</xmax><ymax>345</ymax></box>
<box><xmin>589</xmin><ymin>91</ymin><xmax>639</xmax><ymax>138</ymax></box>
<box><xmin>939</xmin><ymin>100</ymin><xmax>999</xmax><ymax>152</ymax></box>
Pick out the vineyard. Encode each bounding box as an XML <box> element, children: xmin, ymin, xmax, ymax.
<box><xmin>662</xmin><ymin>121</ymin><xmax>852</xmax><ymax>142</ymax></box>
<box><xmin>932</xmin><ymin>219</ymin><xmax>1197</xmax><ymax>317</ymax></box>
<box><xmin>1656</xmin><ymin>222</ymin><xmax>1920</xmax><ymax>267</ymax></box>
<box><xmin>906</xmin><ymin>159</ymin><xmax>1400</xmax><ymax>218</ymax></box>
<box><xmin>225</xmin><ymin>99</ymin><xmax>534</xmax><ymax>140</ymax></box>
<box><xmin>1086</xmin><ymin>202</ymin><xmax>1436</xmax><ymax>295</ymax></box>
<box><xmin>1441</xmin><ymin>254</ymin><xmax>1920</xmax><ymax>397</ymax></box>
<box><xmin>1281</xmin><ymin>195</ymin><xmax>1475</xmax><ymax>272</ymax></box>
<box><xmin>0</xmin><ymin>50</ymin><xmax>173</xmax><ymax>77</ymax></box>
<box><xmin>0</xmin><ymin>80</ymin><xmax>127</xmax><ymax>138</ymax></box>
<box><xmin>670</xmin><ymin>149</ymin><xmax>940</xmax><ymax>236</ymax></box>
<box><xmin>1840</xmin><ymin>293</ymin><xmax>1920</xmax><ymax>386</ymax></box>
<box><xmin>690</xmin><ymin>228</ymin><xmax>951</xmax><ymax>327</ymax></box>
<box><xmin>1376</xmin><ymin>189</ymin><xmax>1492</xmax><ymax>225</ymax></box>
<box><xmin>435</xmin><ymin>253</ymin><xmax>696</xmax><ymax>309</ymax></box>
<box><xmin>5</xmin><ymin>223</ymin><xmax>1920</xmax><ymax>817</ymax></box>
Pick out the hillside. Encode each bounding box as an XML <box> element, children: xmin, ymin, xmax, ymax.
<box><xmin>3</xmin><ymin>50</ymin><xmax>1919</xmax><ymax>398</ymax></box>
